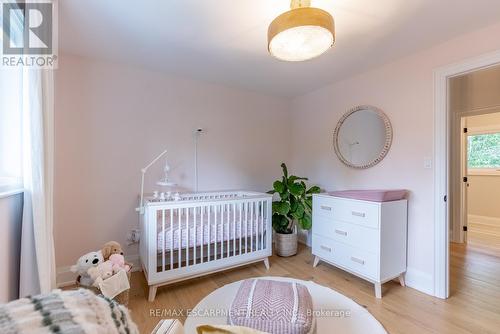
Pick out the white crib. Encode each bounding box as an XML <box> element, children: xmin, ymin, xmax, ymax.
<box><xmin>139</xmin><ymin>191</ymin><xmax>273</xmax><ymax>301</ymax></box>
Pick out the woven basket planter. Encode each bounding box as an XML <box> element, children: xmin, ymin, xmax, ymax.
<box><xmin>76</xmin><ymin>263</ymin><xmax>132</xmax><ymax>306</ymax></box>
<box><xmin>275</xmin><ymin>232</ymin><xmax>298</xmax><ymax>257</ymax></box>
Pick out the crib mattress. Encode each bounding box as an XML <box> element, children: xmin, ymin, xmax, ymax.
<box><xmin>157</xmin><ymin>215</ymin><xmax>267</xmax><ymax>252</ymax></box>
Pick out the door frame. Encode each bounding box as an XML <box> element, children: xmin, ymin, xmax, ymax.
<box><xmin>460</xmin><ymin>117</ymin><xmax>468</xmax><ymax>244</ymax></box>
<box><xmin>434</xmin><ymin>49</ymin><xmax>500</xmax><ymax>299</ymax></box>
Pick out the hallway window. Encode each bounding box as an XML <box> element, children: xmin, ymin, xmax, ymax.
<box><xmin>468</xmin><ymin>131</ymin><xmax>500</xmax><ymax>174</ymax></box>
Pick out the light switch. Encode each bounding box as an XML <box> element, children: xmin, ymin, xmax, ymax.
<box><xmin>424</xmin><ymin>158</ymin><xmax>432</xmax><ymax>169</ymax></box>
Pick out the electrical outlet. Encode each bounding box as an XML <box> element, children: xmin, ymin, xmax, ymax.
<box><xmin>127</xmin><ymin>229</ymin><xmax>140</xmax><ymax>244</ymax></box>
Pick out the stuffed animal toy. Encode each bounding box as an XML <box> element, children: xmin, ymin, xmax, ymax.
<box><xmin>101</xmin><ymin>241</ymin><xmax>124</xmax><ymax>260</ymax></box>
<box><xmin>109</xmin><ymin>254</ymin><xmax>131</xmax><ymax>274</ymax></box>
<box><xmin>70</xmin><ymin>251</ymin><xmax>104</xmax><ymax>286</ymax></box>
<box><xmin>87</xmin><ymin>260</ymin><xmax>114</xmax><ymax>287</ymax></box>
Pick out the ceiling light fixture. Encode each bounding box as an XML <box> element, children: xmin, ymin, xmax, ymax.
<box><xmin>268</xmin><ymin>0</ymin><xmax>335</xmax><ymax>62</ymax></box>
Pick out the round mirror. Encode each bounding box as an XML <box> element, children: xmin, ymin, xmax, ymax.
<box><xmin>333</xmin><ymin>105</ymin><xmax>392</xmax><ymax>169</ymax></box>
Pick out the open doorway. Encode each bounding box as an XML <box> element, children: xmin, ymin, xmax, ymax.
<box><xmin>448</xmin><ymin>65</ymin><xmax>500</xmax><ymax>296</ymax></box>
<box><xmin>462</xmin><ymin>113</ymin><xmax>500</xmax><ymax>254</ymax></box>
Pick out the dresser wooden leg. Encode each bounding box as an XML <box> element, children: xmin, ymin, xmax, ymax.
<box><xmin>398</xmin><ymin>273</ymin><xmax>406</xmax><ymax>287</ymax></box>
<box><xmin>374</xmin><ymin>283</ymin><xmax>382</xmax><ymax>299</ymax></box>
<box><xmin>313</xmin><ymin>256</ymin><xmax>321</xmax><ymax>268</ymax></box>
<box><xmin>263</xmin><ymin>257</ymin><xmax>270</xmax><ymax>270</ymax></box>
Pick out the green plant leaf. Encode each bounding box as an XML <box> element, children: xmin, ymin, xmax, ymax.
<box><xmin>291</xmin><ymin>203</ymin><xmax>305</xmax><ymax>220</ymax></box>
<box><xmin>273</xmin><ymin>180</ymin><xmax>285</xmax><ymax>194</ymax></box>
<box><xmin>306</xmin><ymin>186</ymin><xmax>321</xmax><ymax>194</ymax></box>
<box><xmin>272</xmin><ymin>213</ymin><xmax>292</xmax><ymax>234</ymax></box>
<box><xmin>289</xmin><ymin>196</ymin><xmax>298</xmax><ymax>211</ymax></box>
<box><xmin>288</xmin><ymin>175</ymin><xmax>308</xmax><ymax>184</ymax></box>
<box><xmin>272</xmin><ymin>201</ymin><xmax>290</xmax><ymax>216</ymax></box>
<box><xmin>279</xmin><ymin>191</ymin><xmax>290</xmax><ymax>200</ymax></box>
<box><xmin>298</xmin><ymin>214</ymin><xmax>312</xmax><ymax>230</ymax></box>
<box><xmin>288</xmin><ymin>182</ymin><xmax>305</xmax><ymax>196</ymax></box>
<box><xmin>304</xmin><ymin>197</ymin><xmax>313</xmax><ymax>210</ymax></box>
<box><xmin>281</xmin><ymin>163</ymin><xmax>288</xmax><ymax>178</ymax></box>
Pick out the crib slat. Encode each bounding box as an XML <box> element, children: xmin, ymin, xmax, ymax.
<box><xmin>256</xmin><ymin>202</ymin><xmax>259</xmax><ymax>251</ymax></box>
<box><xmin>208</xmin><ymin>205</ymin><xmax>211</xmax><ymax>261</ymax></box>
<box><xmin>162</xmin><ymin>210</ymin><xmax>165</xmax><ymax>272</ymax></box>
<box><xmin>257</xmin><ymin>201</ymin><xmax>262</xmax><ymax>250</ymax></box>
<box><xmin>227</xmin><ymin>204</ymin><xmax>230</xmax><ymax>257</ymax></box>
<box><xmin>170</xmin><ymin>209</ymin><xmax>173</xmax><ymax>270</ymax></box>
<box><xmin>214</xmin><ymin>204</ymin><xmax>218</xmax><ymax>260</ymax></box>
<box><xmin>194</xmin><ymin>206</ymin><xmax>197</xmax><ymax>265</ymax></box>
<box><xmin>221</xmin><ymin>203</ymin><xmax>224</xmax><ymax>258</ymax></box>
<box><xmin>260</xmin><ymin>200</ymin><xmax>264</xmax><ymax>250</ymax></box>
<box><xmin>244</xmin><ymin>202</ymin><xmax>248</xmax><ymax>254</ymax></box>
<box><xmin>233</xmin><ymin>203</ymin><xmax>236</xmax><ymax>257</ymax></box>
<box><xmin>257</xmin><ymin>201</ymin><xmax>260</xmax><ymax>251</ymax></box>
<box><xmin>250</xmin><ymin>201</ymin><xmax>254</xmax><ymax>252</ymax></box>
<box><xmin>239</xmin><ymin>202</ymin><xmax>242</xmax><ymax>256</ymax></box>
<box><xmin>186</xmin><ymin>207</ymin><xmax>189</xmax><ymax>267</ymax></box>
<box><xmin>201</xmin><ymin>205</ymin><xmax>204</xmax><ymax>263</ymax></box>
<box><xmin>178</xmin><ymin>208</ymin><xmax>181</xmax><ymax>268</ymax></box>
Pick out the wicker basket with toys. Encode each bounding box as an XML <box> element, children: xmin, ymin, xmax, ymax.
<box><xmin>71</xmin><ymin>241</ymin><xmax>132</xmax><ymax>306</ymax></box>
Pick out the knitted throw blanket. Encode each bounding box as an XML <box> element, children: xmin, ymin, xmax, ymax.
<box><xmin>0</xmin><ymin>288</ymin><xmax>139</xmax><ymax>334</ymax></box>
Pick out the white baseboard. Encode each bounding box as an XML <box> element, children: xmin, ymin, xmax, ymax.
<box><xmin>404</xmin><ymin>267</ymin><xmax>434</xmax><ymax>296</ymax></box>
<box><xmin>297</xmin><ymin>229</ymin><xmax>312</xmax><ymax>247</ymax></box>
<box><xmin>56</xmin><ymin>254</ymin><xmax>141</xmax><ymax>288</ymax></box>
<box><xmin>468</xmin><ymin>214</ymin><xmax>500</xmax><ymax>225</ymax></box>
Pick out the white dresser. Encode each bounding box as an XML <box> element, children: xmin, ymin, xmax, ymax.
<box><xmin>312</xmin><ymin>194</ymin><xmax>408</xmax><ymax>298</ymax></box>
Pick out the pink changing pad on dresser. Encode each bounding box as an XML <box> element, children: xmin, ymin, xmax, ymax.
<box><xmin>328</xmin><ymin>189</ymin><xmax>407</xmax><ymax>202</ymax></box>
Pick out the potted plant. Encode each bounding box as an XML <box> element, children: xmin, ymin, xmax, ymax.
<box><xmin>268</xmin><ymin>163</ymin><xmax>320</xmax><ymax>257</ymax></box>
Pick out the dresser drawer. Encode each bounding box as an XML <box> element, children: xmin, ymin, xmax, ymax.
<box><xmin>313</xmin><ymin>215</ymin><xmax>379</xmax><ymax>253</ymax></box>
<box><xmin>332</xmin><ymin>199</ymin><xmax>380</xmax><ymax>229</ymax></box>
<box><xmin>311</xmin><ymin>234</ymin><xmax>340</xmax><ymax>264</ymax></box>
<box><xmin>313</xmin><ymin>196</ymin><xmax>336</xmax><ymax>219</ymax></box>
<box><xmin>313</xmin><ymin>234</ymin><xmax>378</xmax><ymax>280</ymax></box>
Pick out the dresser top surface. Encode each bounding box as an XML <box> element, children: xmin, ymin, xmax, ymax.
<box><xmin>314</xmin><ymin>192</ymin><xmax>408</xmax><ymax>204</ymax></box>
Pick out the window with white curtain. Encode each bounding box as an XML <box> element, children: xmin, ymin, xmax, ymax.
<box><xmin>0</xmin><ymin>68</ymin><xmax>23</xmax><ymax>192</ymax></box>
<box><xmin>0</xmin><ymin>7</ymin><xmax>24</xmax><ymax>192</ymax></box>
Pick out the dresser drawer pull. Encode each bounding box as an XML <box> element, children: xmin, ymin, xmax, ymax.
<box><xmin>335</xmin><ymin>229</ymin><xmax>347</xmax><ymax>236</ymax></box>
<box><xmin>320</xmin><ymin>245</ymin><xmax>332</xmax><ymax>252</ymax></box>
<box><xmin>350</xmin><ymin>256</ymin><xmax>365</xmax><ymax>265</ymax></box>
<box><xmin>320</xmin><ymin>205</ymin><xmax>332</xmax><ymax>211</ymax></box>
<box><xmin>351</xmin><ymin>211</ymin><xmax>366</xmax><ymax>218</ymax></box>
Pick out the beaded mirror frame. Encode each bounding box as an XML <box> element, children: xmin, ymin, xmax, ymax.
<box><xmin>333</xmin><ymin>105</ymin><xmax>393</xmax><ymax>169</ymax></box>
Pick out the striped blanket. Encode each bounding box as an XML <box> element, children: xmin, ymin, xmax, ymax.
<box><xmin>0</xmin><ymin>288</ymin><xmax>138</xmax><ymax>334</ymax></box>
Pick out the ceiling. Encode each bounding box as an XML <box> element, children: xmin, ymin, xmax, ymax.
<box><xmin>60</xmin><ymin>0</ymin><xmax>500</xmax><ymax>97</ymax></box>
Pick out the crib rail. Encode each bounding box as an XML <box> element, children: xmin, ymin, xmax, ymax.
<box><xmin>140</xmin><ymin>191</ymin><xmax>272</xmax><ymax>289</ymax></box>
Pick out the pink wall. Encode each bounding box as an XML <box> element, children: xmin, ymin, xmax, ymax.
<box><xmin>289</xmin><ymin>21</ymin><xmax>500</xmax><ymax>294</ymax></box>
<box><xmin>54</xmin><ymin>54</ymin><xmax>290</xmax><ymax>278</ymax></box>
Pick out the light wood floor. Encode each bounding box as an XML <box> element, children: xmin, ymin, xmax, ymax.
<box><xmin>468</xmin><ymin>217</ymin><xmax>500</xmax><ymax>257</ymax></box>
<box><xmin>128</xmin><ymin>243</ymin><xmax>500</xmax><ymax>334</ymax></box>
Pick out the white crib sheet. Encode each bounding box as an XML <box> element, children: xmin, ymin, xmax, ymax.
<box><xmin>156</xmin><ymin>212</ymin><xmax>267</xmax><ymax>252</ymax></box>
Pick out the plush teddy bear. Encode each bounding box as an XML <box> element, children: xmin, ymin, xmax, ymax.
<box><xmin>87</xmin><ymin>260</ymin><xmax>114</xmax><ymax>287</ymax></box>
<box><xmin>109</xmin><ymin>254</ymin><xmax>131</xmax><ymax>274</ymax></box>
<box><xmin>70</xmin><ymin>251</ymin><xmax>104</xmax><ymax>286</ymax></box>
<box><xmin>101</xmin><ymin>241</ymin><xmax>124</xmax><ymax>261</ymax></box>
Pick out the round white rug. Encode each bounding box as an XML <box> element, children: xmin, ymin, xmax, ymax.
<box><xmin>184</xmin><ymin>276</ymin><xmax>387</xmax><ymax>334</ymax></box>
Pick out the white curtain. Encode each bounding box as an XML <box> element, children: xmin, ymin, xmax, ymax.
<box><xmin>19</xmin><ymin>69</ymin><xmax>56</xmax><ymax>296</ymax></box>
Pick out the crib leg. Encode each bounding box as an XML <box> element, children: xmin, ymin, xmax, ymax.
<box><xmin>263</xmin><ymin>257</ymin><xmax>270</xmax><ymax>270</ymax></box>
<box><xmin>148</xmin><ymin>285</ymin><xmax>158</xmax><ymax>302</ymax></box>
